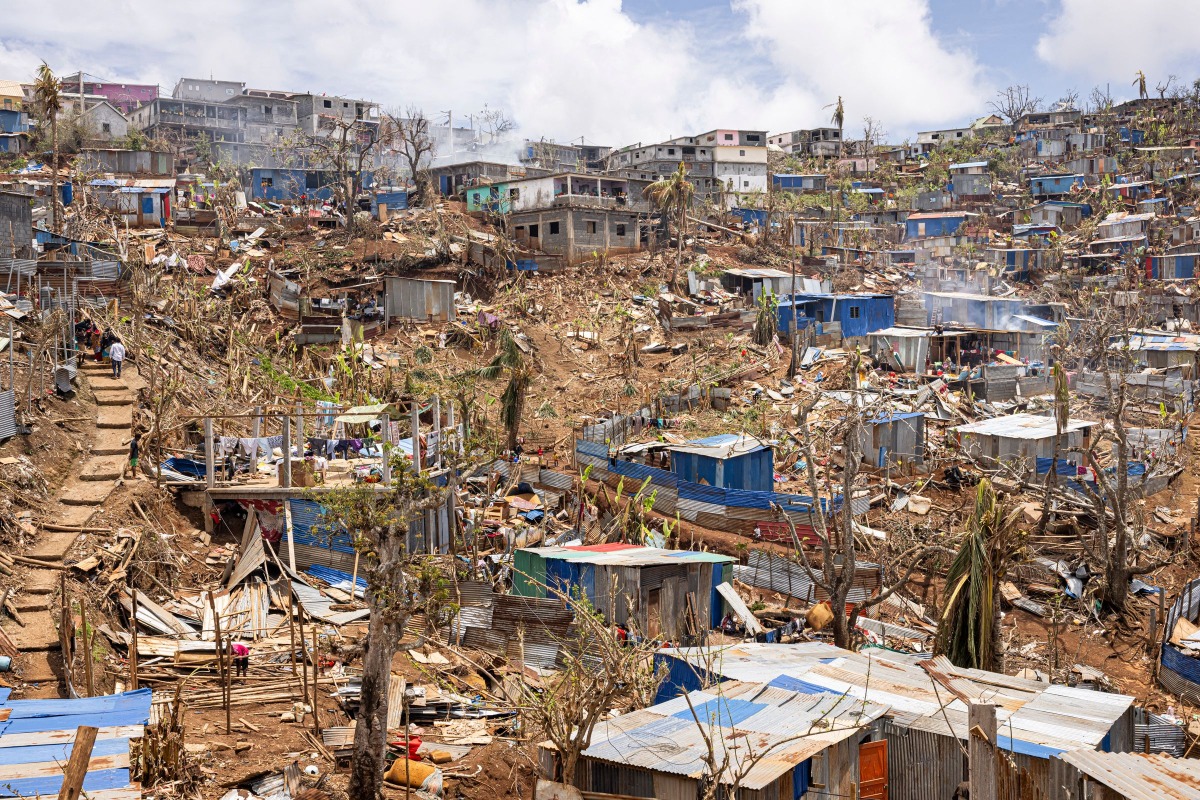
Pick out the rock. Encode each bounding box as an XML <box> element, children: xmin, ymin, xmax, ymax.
<box><xmin>429</xmin><ymin>750</ymin><xmax>454</xmax><ymax>764</ymax></box>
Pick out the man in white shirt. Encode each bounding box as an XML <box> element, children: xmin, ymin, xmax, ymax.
<box><xmin>109</xmin><ymin>340</ymin><xmax>126</xmax><ymax>378</ymax></box>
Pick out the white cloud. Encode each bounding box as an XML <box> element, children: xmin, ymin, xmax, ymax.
<box><xmin>0</xmin><ymin>0</ymin><xmax>990</xmax><ymax>146</ymax></box>
<box><xmin>732</xmin><ymin>0</ymin><xmax>992</xmax><ymax>134</ymax></box>
<box><xmin>1037</xmin><ymin>0</ymin><xmax>1200</xmax><ymax>91</ymax></box>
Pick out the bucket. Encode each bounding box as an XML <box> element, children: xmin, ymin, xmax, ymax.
<box><xmin>406</xmin><ymin>735</ymin><xmax>422</xmax><ymax>760</ymax></box>
<box><xmin>0</xmin><ymin>656</ymin><xmax>12</xmax><ymax>672</ymax></box>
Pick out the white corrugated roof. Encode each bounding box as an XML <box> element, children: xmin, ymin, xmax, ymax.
<box><xmin>954</xmin><ymin>413</ymin><xmax>1098</xmax><ymax>440</ymax></box>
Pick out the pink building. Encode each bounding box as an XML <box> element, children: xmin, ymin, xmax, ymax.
<box><xmin>61</xmin><ymin>73</ymin><xmax>158</xmax><ymax>113</ymax></box>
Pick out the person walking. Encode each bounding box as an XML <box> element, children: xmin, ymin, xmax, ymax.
<box><xmin>109</xmin><ymin>339</ymin><xmax>125</xmax><ymax>378</ymax></box>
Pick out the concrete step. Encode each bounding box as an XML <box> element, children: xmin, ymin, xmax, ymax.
<box><xmin>25</xmin><ymin>570</ymin><xmax>58</xmax><ymax>595</ymax></box>
<box><xmin>28</xmin><ymin>531</ymin><xmax>79</xmax><ymax>561</ymax></box>
<box><xmin>50</xmin><ymin>505</ymin><xmax>99</xmax><ymax>529</ymax></box>
<box><xmin>59</xmin><ymin>482</ymin><xmax>113</xmax><ymax>507</ymax></box>
<box><xmin>18</xmin><ymin>650</ymin><xmax>61</xmax><ymax>684</ymax></box>
<box><xmin>95</xmin><ymin>393</ymin><xmax>134</xmax><ymax>407</ymax></box>
<box><xmin>7</xmin><ymin>610</ymin><xmax>60</xmax><ymax>651</ymax></box>
<box><xmin>91</xmin><ymin>429</ymin><xmax>129</xmax><ymax>457</ymax></box>
<box><xmin>80</xmin><ymin>456</ymin><xmax>125</xmax><ymax>482</ymax></box>
<box><xmin>88</xmin><ymin>377</ymin><xmax>127</xmax><ymax>392</ymax></box>
<box><xmin>13</xmin><ymin>594</ymin><xmax>51</xmax><ymax>613</ymax></box>
<box><xmin>96</xmin><ymin>407</ymin><xmax>133</xmax><ymax>430</ymax></box>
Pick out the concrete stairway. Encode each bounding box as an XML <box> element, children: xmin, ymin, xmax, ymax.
<box><xmin>5</xmin><ymin>358</ymin><xmax>135</xmax><ymax>694</ymax></box>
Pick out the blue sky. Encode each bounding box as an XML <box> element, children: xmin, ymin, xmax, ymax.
<box><xmin>1</xmin><ymin>0</ymin><xmax>1197</xmax><ymax>145</ymax></box>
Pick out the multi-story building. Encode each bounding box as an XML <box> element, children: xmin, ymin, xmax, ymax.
<box><xmin>912</xmin><ymin>127</ymin><xmax>975</xmax><ymax>156</ymax></box>
<box><xmin>768</xmin><ymin>127</ymin><xmax>841</xmax><ymax>157</ymax></box>
<box><xmin>128</xmin><ymin>97</ymin><xmax>248</xmax><ymax>165</ymax></box>
<box><xmin>521</xmin><ymin>139</ymin><xmax>583</xmax><ymax>171</ymax></box>
<box><xmin>290</xmin><ymin>94</ymin><xmax>380</xmax><ymax>136</ymax></box>
<box><xmin>223</xmin><ymin>94</ymin><xmax>299</xmax><ymax>145</ymax></box>
<box><xmin>611</xmin><ymin>129</ymin><xmax>767</xmax><ymax>205</ymax></box>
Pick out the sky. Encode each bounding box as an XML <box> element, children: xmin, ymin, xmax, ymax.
<box><xmin>1</xmin><ymin>0</ymin><xmax>1198</xmax><ymax>147</ymax></box>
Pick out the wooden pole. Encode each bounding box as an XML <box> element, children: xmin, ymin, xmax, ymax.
<box><xmin>380</xmin><ymin>413</ymin><xmax>391</xmax><ymax>485</ymax></box>
<box><xmin>250</xmin><ymin>405</ymin><xmax>262</xmax><ymax>474</ymax></box>
<box><xmin>288</xmin><ymin>590</ymin><xmax>299</xmax><ymax>693</ymax></box>
<box><xmin>129</xmin><ymin>588</ymin><xmax>139</xmax><ymax>690</ymax></box>
<box><xmin>81</xmin><ymin>601</ymin><xmax>94</xmax><ymax>697</ymax></box>
<box><xmin>207</xmin><ymin>590</ymin><xmax>231</xmax><ymax>734</ymax></box>
<box><xmin>56</xmin><ymin>725</ymin><xmax>98</xmax><ymax>800</ymax></box>
<box><xmin>282</xmin><ymin>415</ymin><xmax>293</xmax><ymax>488</ymax></box>
<box><xmin>59</xmin><ymin>572</ymin><xmax>72</xmax><ymax>690</ymax></box>
<box><xmin>968</xmin><ymin>701</ymin><xmax>998</xmax><ymax>800</ymax></box>
<box><xmin>296</xmin><ymin>603</ymin><xmax>309</xmax><ymax>699</ymax></box>
<box><xmin>204</xmin><ymin>417</ymin><xmax>215</xmax><ymax>489</ymax></box>
<box><xmin>350</xmin><ymin>550</ymin><xmax>361</xmax><ymax>602</ymax></box>
<box><xmin>311</xmin><ymin>625</ymin><xmax>320</xmax><ymax>734</ymax></box>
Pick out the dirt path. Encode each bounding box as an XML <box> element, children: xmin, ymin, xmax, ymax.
<box><xmin>5</xmin><ymin>357</ymin><xmax>139</xmax><ymax>697</ymax></box>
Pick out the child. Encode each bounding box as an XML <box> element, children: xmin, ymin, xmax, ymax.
<box><xmin>125</xmin><ymin>432</ymin><xmax>140</xmax><ymax>479</ymax></box>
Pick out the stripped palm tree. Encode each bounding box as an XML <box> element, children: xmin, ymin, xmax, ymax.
<box><xmin>935</xmin><ymin>479</ymin><xmax>1020</xmax><ymax>671</ymax></box>
<box><xmin>1134</xmin><ymin>70</ymin><xmax>1148</xmax><ymax>101</ymax></box>
<box><xmin>645</xmin><ymin>161</ymin><xmax>695</xmax><ymax>288</ymax></box>
<box><xmin>33</xmin><ymin>63</ymin><xmax>63</xmax><ymax>233</ymax></box>
<box><xmin>476</xmin><ymin>328</ymin><xmax>530</xmax><ymax>452</ymax></box>
<box><xmin>829</xmin><ymin>96</ymin><xmax>845</xmax><ymax>156</ymax></box>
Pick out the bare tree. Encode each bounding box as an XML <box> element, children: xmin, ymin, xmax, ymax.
<box><xmin>860</xmin><ymin>116</ymin><xmax>888</xmax><ymax>159</ymax></box>
<box><xmin>1156</xmin><ymin>74</ymin><xmax>1178</xmax><ymax>100</ymax></box>
<box><xmin>1056</xmin><ymin>88</ymin><xmax>1080</xmax><ymax>111</ymax></box>
<box><xmin>989</xmin><ymin>84</ymin><xmax>1043</xmax><ymax>126</ymax></box>
<box><xmin>280</xmin><ymin>112</ymin><xmax>391</xmax><ymax>236</ymax></box>
<box><xmin>476</xmin><ymin>104</ymin><xmax>514</xmax><ymax>144</ymax></box>
<box><xmin>517</xmin><ymin>588</ymin><xmax>663</xmax><ymax>786</ymax></box>
<box><xmin>1089</xmin><ymin>84</ymin><xmax>1114</xmax><ymax>115</ymax></box>
<box><xmin>321</xmin><ymin>468</ymin><xmax>452</xmax><ymax>800</ymax></box>
<box><xmin>774</xmin><ymin>369</ymin><xmax>945</xmax><ymax>649</ymax></box>
<box><xmin>388</xmin><ymin>107</ymin><xmax>437</xmax><ymax>205</ymax></box>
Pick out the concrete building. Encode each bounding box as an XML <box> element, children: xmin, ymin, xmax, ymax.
<box><xmin>291</xmin><ymin>93</ymin><xmax>379</xmax><ymax>136</ymax></box>
<box><xmin>768</xmin><ymin>127</ymin><xmax>842</xmax><ymax>156</ymax></box>
<box><xmin>223</xmin><ymin>94</ymin><xmax>299</xmax><ymax>145</ymax></box>
<box><xmin>913</xmin><ymin>126</ymin><xmax>974</xmax><ymax>155</ymax></box>
<box><xmin>128</xmin><ymin>97</ymin><xmax>247</xmax><ymax>147</ymax></box>
<box><xmin>172</xmin><ymin>78</ymin><xmax>246</xmax><ymax>103</ymax></box>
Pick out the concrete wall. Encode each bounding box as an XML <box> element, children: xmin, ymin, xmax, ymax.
<box><xmin>510</xmin><ymin>207</ymin><xmax>642</xmax><ymax>265</ymax></box>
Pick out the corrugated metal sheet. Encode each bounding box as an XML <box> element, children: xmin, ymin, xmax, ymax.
<box><xmin>583</xmin><ymin>681</ymin><xmax>886</xmax><ymax>792</ymax></box>
<box><xmin>385</xmin><ymin>277</ymin><xmax>455</xmax><ymax>323</ymax></box>
<box><xmin>738</xmin><ymin>549</ymin><xmax>882</xmax><ymax>607</ymax></box>
<box><xmin>0</xmin><ymin>389</ymin><xmax>15</xmax><ymax>441</ymax></box>
<box><xmin>1058</xmin><ymin>750</ymin><xmax>1200</xmax><ymax>800</ymax></box>
<box><xmin>1133</xmin><ymin>712</ymin><xmax>1187</xmax><ymax>756</ymax></box>
<box><xmin>880</xmin><ymin>718</ymin><xmax>964</xmax><ymax>800</ymax></box>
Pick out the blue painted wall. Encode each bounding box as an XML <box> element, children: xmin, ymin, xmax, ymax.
<box><xmin>1030</xmin><ymin>175</ymin><xmax>1085</xmax><ymax>196</ymax></box>
<box><xmin>670</xmin><ymin>446</ymin><xmax>773</xmax><ymax>492</ymax></box>
<box><xmin>250</xmin><ymin>168</ymin><xmax>374</xmax><ymax>202</ymax></box>
<box><xmin>905</xmin><ymin>214</ymin><xmax>966</xmax><ymax>240</ymax></box>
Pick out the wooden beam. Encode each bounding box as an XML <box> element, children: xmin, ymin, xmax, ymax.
<box><xmin>968</xmin><ymin>701</ymin><xmax>997</xmax><ymax>800</ymax></box>
<box><xmin>56</xmin><ymin>724</ymin><xmax>98</xmax><ymax>800</ymax></box>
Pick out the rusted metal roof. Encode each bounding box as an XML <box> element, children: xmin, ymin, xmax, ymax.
<box><xmin>1059</xmin><ymin>750</ymin><xmax>1200</xmax><ymax>800</ymax></box>
<box><xmin>583</xmin><ymin>680</ymin><xmax>888</xmax><ymax>791</ymax></box>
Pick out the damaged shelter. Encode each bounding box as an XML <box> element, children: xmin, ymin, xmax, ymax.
<box><xmin>383</xmin><ymin>276</ymin><xmax>455</xmax><ymax>324</ymax></box>
<box><xmin>666</xmin><ymin>433</ymin><xmax>773</xmax><ymax>492</ymax></box>
<box><xmin>558</xmin><ymin>681</ymin><xmax>890</xmax><ymax>800</ymax></box>
<box><xmin>953</xmin><ymin>413</ymin><xmax>1097</xmax><ymax>477</ymax></box>
<box><xmin>654</xmin><ymin>642</ymin><xmax>1137</xmax><ymax>800</ymax></box>
<box><xmin>511</xmin><ymin>543</ymin><xmax>734</xmax><ymax>642</ymax></box>
<box><xmin>861</xmin><ymin>411</ymin><xmax>925</xmax><ymax>469</ymax></box>
<box><xmin>778</xmin><ymin>293</ymin><xmax>896</xmax><ymax>340</ymax></box>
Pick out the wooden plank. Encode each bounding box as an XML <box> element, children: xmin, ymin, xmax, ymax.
<box><xmin>0</xmin><ymin>751</ymin><xmax>127</xmax><ymax>780</ymax></box>
<box><xmin>0</xmin><ymin>724</ymin><xmax>144</xmax><ymax>748</ymax></box>
<box><xmin>56</xmin><ymin>724</ymin><xmax>97</xmax><ymax>800</ymax></box>
<box><xmin>714</xmin><ymin>581</ymin><xmax>763</xmax><ymax>636</ymax></box>
<box><xmin>969</xmin><ymin>702</ymin><xmax>998</xmax><ymax>800</ymax></box>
